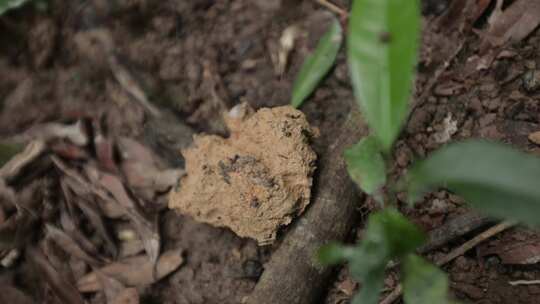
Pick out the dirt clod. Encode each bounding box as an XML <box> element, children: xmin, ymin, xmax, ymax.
<box><xmin>169</xmin><ymin>104</ymin><xmax>317</xmax><ymax>245</ymax></box>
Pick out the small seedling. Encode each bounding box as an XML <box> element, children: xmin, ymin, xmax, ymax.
<box><xmin>292</xmin><ymin>0</ymin><xmax>540</xmax><ymax>303</ymax></box>
<box><xmin>0</xmin><ymin>0</ymin><xmax>31</xmax><ymax>15</ymax></box>
<box><xmin>0</xmin><ymin>0</ymin><xmax>47</xmax><ymax>15</ymax></box>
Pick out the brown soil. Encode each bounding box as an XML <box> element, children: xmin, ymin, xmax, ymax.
<box><xmin>2</xmin><ymin>0</ymin><xmax>540</xmax><ymax>303</ymax></box>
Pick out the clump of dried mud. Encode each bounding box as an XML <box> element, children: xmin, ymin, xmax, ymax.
<box><xmin>169</xmin><ymin>104</ymin><xmax>317</xmax><ymax>245</ymax></box>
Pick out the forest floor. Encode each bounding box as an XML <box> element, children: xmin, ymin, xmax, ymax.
<box><xmin>1</xmin><ymin>0</ymin><xmax>540</xmax><ymax>303</ymax></box>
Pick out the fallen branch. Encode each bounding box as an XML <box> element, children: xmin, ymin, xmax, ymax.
<box><xmin>247</xmin><ymin>102</ymin><xmax>368</xmax><ymax>304</ymax></box>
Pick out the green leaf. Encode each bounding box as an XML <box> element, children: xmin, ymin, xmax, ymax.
<box><xmin>403</xmin><ymin>255</ymin><xmax>450</xmax><ymax>304</ymax></box>
<box><xmin>344</xmin><ymin>136</ymin><xmax>386</xmax><ymax>196</ymax></box>
<box><xmin>0</xmin><ymin>142</ymin><xmax>24</xmax><ymax>167</ymax></box>
<box><xmin>336</xmin><ymin>209</ymin><xmax>425</xmax><ymax>304</ymax></box>
<box><xmin>0</xmin><ymin>0</ymin><xmax>31</xmax><ymax>15</ymax></box>
<box><xmin>366</xmin><ymin>208</ymin><xmax>425</xmax><ymax>258</ymax></box>
<box><xmin>318</xmin><ymin>243</ymin><xmax>355</xmax><ymax>265</ymax></box>
<box><xmin>351</xmin><ymin>266</ymin><xmax>385</xmax><ymax>304</ymax></box>
<box><xmin>348</xmin><ymin>0</ymin><xmax>420</xmax><ymax>151</ymax></box>
<box><xmin>406</xmin><ymin>140</ymin><xmax>540</xmax><ymax>226</ymax></box>
<box><xmin>291</xmin><ymin>18</ymin><xmax>342</xmax><ymax>108</ymax></box>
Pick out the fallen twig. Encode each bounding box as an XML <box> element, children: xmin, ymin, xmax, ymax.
<box><xmin>435</xmin><ymin>221</ymin><xmax>515</xmax><ymax>266</ymax></box>
<box><xmin>509</xmin><ymin>280</ymin><xmax>540</xmax><ymax>286</ymax></box>
<box><xmin>380</xmin><ymin>220</ymin><xmax>516</xmax><ymax>304</ymax></box>
<box><xmin>418</xmin><ymin>212</ymin><xmax>493</xmax><ymax>254</ymax></box>
<box><xmin>314</xmin><ymin>0</ymin><xmax>348</xmax><ymax>19</ymax></box>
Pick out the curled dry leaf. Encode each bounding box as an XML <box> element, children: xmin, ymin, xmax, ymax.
<box><xmin>481</xmin><ymin>0</ymin><xmax>540</xmax><ymax>51</ymax></box>
<box><xmin>45</xmin><ymin>223</ymin><xmax>103</xmax><ymax>266</ymax></box>
<box><xmin>55</xmin><ymin>159</ymin><xmax>125</xmax><ymax>218</ymax></box>
<box><xmin>95</xmin><ymin>171</ymin><xmax>160</xmax><ymax>265</ymax></box>
<box><xmin>117</xmin><ymin>137</ymin><xmax>157</xmax><ymax>165</ymax></box>
<box><xmin>0</xmin><ymin>140</ymin><xmax>46</xmax><ymax>181</ymax></box>
<box><xmin>10</xmin><ymin>120</ymin><xmax>88</xmax><ymax>146</ymax></box>
<box><xmin>117</xmin><ymin>137</ymin><xmax>183</xmax><ymax>194</ymax></box>
<box><xmin>77</xmin><ymin>248</ymin><xmax>184</xmax><ymax>292</ymax></box>
<box><xmin>50</xmin><ymin>142</ymin><xmax>89</xmax><ymax>160</ymax></box>
<box><xmin>28</xmin><ymin>247</ymin><xmax>85</xmax><ymax>304</ymax></box>
<box><xmin>0</xmin><ymin>210</ymin><xmax>33</xmax><ymax>251</ymax></box>
<box><xmin>95</xmin><ymin>134</ymin><xmax>119</xmax><ymax>174</ymax></box>
<box><xmin>59</xmin><ymin>207</ymin><xmax>101</xmax><ymax>258</ymax></box>
<box><xmin>76</xmin><ymin>198</ymin><xmax>118</xmax><ymax>258</ymax></box>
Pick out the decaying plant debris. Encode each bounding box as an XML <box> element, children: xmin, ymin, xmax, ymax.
<box><xmin>169</xmin><ymin>103</ymin><xmax>318</xmax><ymax>245</ymax></box>
<box><xmin>0</xmin><ymin>115</ymin><xmax>184</xmax><ymax>303</ymax></box>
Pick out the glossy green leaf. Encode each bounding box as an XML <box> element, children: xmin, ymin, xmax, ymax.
<box><xmin>406</xmin><ymin>140</ymin><xmax>540</xmax><ymax>226</ymax></box>
<box><xmin>345</xmin><ymin>136</ymin><xmax>386</xmax><ymax>197</ymax></box>
<box><xmin>291</xmin><ymin>18</ymin><xmax>342</xmax><ymax>108</ymax></box>
<box><xmin>0</xmin><ymin>0</ymin><xmax>31</xmax><ymax>15</ymax></box>
<box><xmin>348</xmin><ymin>0</ymin><xmax>420</xmax><ymax>151</ymax></box>
<box><xmin>403</xmin><ymin>255</ymin><xmax>450</xmax><ymax>304</ymax></box>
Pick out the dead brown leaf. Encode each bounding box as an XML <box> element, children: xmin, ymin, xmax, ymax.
<box><xmin>96</xmin><ymin>271</ymin><xmax>128</xmax><ymax>302</ymax></box>
<box><xmin>482</xmin><ymin>242</ymin><xmax>540</xmax><ymax>265</ymax></box>
<box><xmin>45</xmin><ymin>223</ymin><xmax>103</xmax><ymax>266</ymax></box>
<box><xmin>0</xmin><ymin>286</ymin><xmax>33</xmax><ymax>304</ymax></box>
<box><xmin>77</xmin><ymin>248</ymin><xmax>184</xmax><ymax>292</ymax></box>
<box><xmin>117</xmin><ymin>137</ymin><xmax>182</xmax><ymax>194</ymax></box>
<box><xmin>50</xmin><ymin>142</ymin><xmax>89</xmax><ymax>160</ymax></box>
<box><xmin>0</xmin><ymin>140</ymin><xmax>46</xmax><ymax>181</ymax></box>
<box><xmin>10</xmin><ymin>121</ymin><xmax>88</xmax><ymax>146</ymax></box>
<box><xmin>94</xmin><ymin>117</ymin><xmax>120</xmax><ymax>173</ymax></box>
<box><xmin>111</xmin><ymin>288</ymin><xmax>139</xmax><ymax>304</ymax></box>
<box><xmin>95</xmin><ymin>171</ymin><xmax>160</xmax><ymax>265</ymax></box>
<box><xmin>76</xmin><ymin>198</ymin><xmax>118</xmax><ymax>258</ymax></box>
<box><xmin>117</xmin><ymin>137</ymin><xmax>157</xmax><ymax>165</ymax></box>
<box><xmin>0</xmin><ymin>179</ymin><xmax>16</xmax><ymax>210</ymax></box>
<box><xmin>472</xmin><ymin>0</ymin><xmax>494</xmax><ymax>23</ymax></box>
<box><xmin>28</xmin><ymin>247</ymin><xmax>85</xmax><ymax>304</ymax></box>
<box><xmin>54</xmin><ymin>158</ymin><xmax>125</xmax><ymax>218</ymax></box>
<box><xmin>59</xmin><ymin>208</ymin><xmax>102</xmax><ymax>258</ymax></box>
<box><xmin>481</xmin><ymin>0</ymin><xmax>540</xmax><ymax>51</ymax></box>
